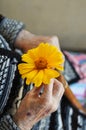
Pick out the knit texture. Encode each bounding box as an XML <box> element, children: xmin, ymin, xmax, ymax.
<box><xmin>0</xmin><ymin>17</ymin><xmax>24</xmax><ymax>50</ymax></box>
<box><xmin>0</xmin><ymin>35</ymin><xmax>18</xmax><ymax>114</ymax></box>
<box><xmin>0</xmin><ymin>115</ymin><xmax>20</xmax><ymax>130</ymax></box>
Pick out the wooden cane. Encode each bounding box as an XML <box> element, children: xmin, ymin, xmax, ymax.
<box><xmin>57</xmin><ymin>74</ymin><xmax>86</xmax><ymax>114</ymax></box>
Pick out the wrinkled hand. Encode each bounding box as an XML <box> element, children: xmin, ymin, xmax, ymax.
<box><xmin>15</xmin><ymin>30</ymin><xmax>60</xmax><ymax>53</ymax></box>
<box><xmin>13</xmin><ymin>79</ymin><xmax>64</xmax><ymax>130</ymax></box>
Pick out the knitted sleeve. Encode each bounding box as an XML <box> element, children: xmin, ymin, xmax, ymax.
<box><xmin>0</xmin><ymin>115</ymin><xmax>20</xmax><ymax>130</ymax></box>
<box><xmin>0</xmin><ymin>14</ymin><xmax>25</xmax><ymax>50</ymax></box>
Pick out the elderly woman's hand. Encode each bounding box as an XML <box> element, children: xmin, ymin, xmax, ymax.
<box><xmin>13</xmin><ymin>79</ymin><xmax>64</xmax><ymax>130</ymax></box>
<box><xmin>15</xmin><ymin>30</ymin><xmax>60</xmax><ymax>53</ymax></box>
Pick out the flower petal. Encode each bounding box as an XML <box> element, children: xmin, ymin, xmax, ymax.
<box><xmin>18</xmin><ymin>63</ymin><xmax>35</xmax><ymax>75</ymax></box>
<box><xmin>55</xmin><ymin>65</ymin><xmax>64</xmax><ymax>71</ymax></box>
<box><xmin>37</xmin><ymin>43</ymin><xmax>49</xmax><ymax>58</ymax></box>
<box><xmin>43</xmin><ymin>69</ymin><xmax>60</xmax><ymax>84</ymax></box>
<box><xmin>18</xmin><ymin>63</ymin><xmax>35</xmax><ymax>69</ymax></box>
<box><xmin>22</xmin><ymin>69</ymin><xmax>38</xmax><ymax>79</ymax></box>
<box><xmin>28</xmin><ymin>48</ymin><xmax>39</xmax><ymax>60</ymax></box>
<box><xmin>26</xmin><ymin>79</ymin><xmax>31</xmax><ymax>85</ymax></box>
<box><xmin>32</xmin><ymin>70</ymin><xmax>44</xmax><ymax>87</ymax></box>
<box><xmin>22</xmin><ymin>54</ymin><xmax>34</xmax><ymax>64</ymax></box>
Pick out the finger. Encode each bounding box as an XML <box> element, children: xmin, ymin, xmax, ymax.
<box><xmin>43</xmin><ymin>79</ymin><xmax>54</xmax><ymax>97</ymax></box>
<box><xmin>53</xmin><ymin>79</ymin><xmax>64</xmax><ymax>99</ymax></box>
<box><xmin>50</xmin><ymin>36</ymin><xmax>61</xmax><ymax>50</ymax></box>
<box><xmin>31</xmin><ymin>84</ymin><xmax>44</xmax><ymax>96</ymax></box>
<box><xmin>57</xmin><ymin>74</ymin><xmax>67</xmax><ymax>88</ymax></box>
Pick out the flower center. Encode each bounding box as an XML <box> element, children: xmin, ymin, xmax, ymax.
<box><xmin>35</xmin><ymin>57</ymin><xmax>47</xmax><ymax>69</ymax></box>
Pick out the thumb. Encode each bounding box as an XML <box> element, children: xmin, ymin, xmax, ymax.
<box><xmin>53</xmin><ymin>79</ymin><xmax>64</xmax><ymax>98</ymax></box>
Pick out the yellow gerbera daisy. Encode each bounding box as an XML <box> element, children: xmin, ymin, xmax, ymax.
<box><xmin>18</xmin><ymin>43</ymin><xmax>64</xmax><ymax>87</ymax></box>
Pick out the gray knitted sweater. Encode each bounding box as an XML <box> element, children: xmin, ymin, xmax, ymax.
<box><xmin>0</xmin><ymin>15</ymin><xmax>24</xmax><ymax>130</ymax></box>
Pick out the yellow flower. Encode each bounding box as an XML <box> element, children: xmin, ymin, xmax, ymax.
<box><xmin>18</xmin><ymin>43</ymin><xmax>64</xmax><ymax>87</ymax></box>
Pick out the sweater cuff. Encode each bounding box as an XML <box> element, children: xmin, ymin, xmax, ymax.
<box><xmin>0</xmin><ymin>16</ymin><xmax>25</xmax><ymax>50</ymax></box>
<box><xmin>0</xmin><ymin>115</ymin><xmax>20</xmax><ymax>130</ymax></box>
